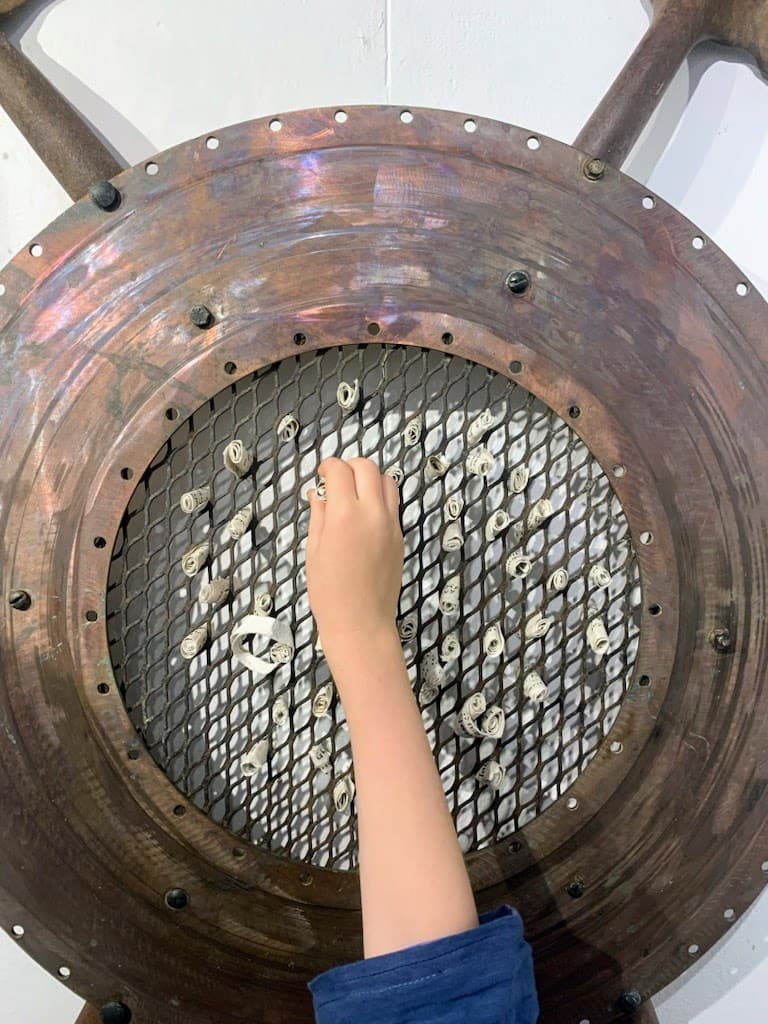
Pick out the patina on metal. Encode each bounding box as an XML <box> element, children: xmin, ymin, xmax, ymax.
<box><xmin>0</xmin><ymin>3</ymin><xmax>766</xmax><ymax>1024</ymax></box>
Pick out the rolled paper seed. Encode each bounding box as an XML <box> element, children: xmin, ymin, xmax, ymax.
<box><xmin>445</xmin><ymin>494</ymin><xmax>464</xmax><ymax>521</ymax></box>
<box><xmin>441</xmin><ymin>632</ymin><xmax>460</xmax><ymax>663</ymax></box>
<box><xmin>309</xmin><ymin>740</ymin><xmax>332</xmax><ymax>773</ymax></box>
<box><xmin>315</xmin><ymin>478</ymin><xmax>327</xmax><ymax>500</ymax></box>
<box><xmin>241</xmin><ymin>738</ymin><xmax>269</xmax><ymax>776</ymax></box>
<box><xmin>228</xmin><ymin>502</ymin><xmax>253</xmax><ymax>539</ymax></box>
<box><xmin>312</xmin><ymin>683</ymin><xmax>333</xmax><ymax>718</ymax></box>
<box><xmin>438</xmin><ymin>575</ymin><xmax>461</xmax><ymax>614</ymax></box>
<box><xmin>333</xmin><ymin>775</ymin><xmax>355</xmax><ymax>812</ymax></box>
<box><xmin>506</xmin><ymin>549</ymin><xmax>532</xmax><ymax>578</ymax></box>
<box><xmin>180</xmin><ymin>486</ymin><xmax>211</xmax><ymax>514</ymax></box>
<box><xmin>336</xmin><ymin>378</ymin><xmax>360</xmax><ymax>410</ymax></box>
<box><xmin>466</xmin><ymin>446</ymin><xmax>495</xmax><ymax>477</ymax></box>
<box><xmin>180</xmin><ymin>623</ymin><xmax>208</xmax><ymax>659</ymax></box>
<box><xmin>476</xmin><ymin>759</ymin><xmax>505</xmax><ymax>790</ymax></box>
<box><xmin>442</xmin><ymin>521</ymin><xmax>464</xmax><ymax>552</ymax></box>
<box><xmin>385</xmin><ymin>464</ymin><xmax>403</xmax><ymax>485</ymax></box>
<box><xmin>199</xmin><ymin>577</ymin><xmax>230</xmax><ymax>606</ymax></box>
<box><xmin>454</xmin><ymin>692</ymin><xmax>487</xmax><ymax>737</ymax></box>
<box><xmin>403</xmin><ymin>414</ymin><xmax>423</xmax><ymax>446</ymax></box>
<box><xmin>523</xmin><ymin>671</ymin><xmax>548</xmax><ymax>704</ymax></box>
<box><xmin>485</xmin><ymin>509</ymin><xmax>511</xmax><ymax>541</ymax></box>
<box><xmin>525</xmin><ymin>611</ymin><xmax>553</xmax><ymax>640</ymax></box>
<box><xmin>479</xmin><ymin>705</ymin><xmax>506</xmax><ymax>739</ymax></box>
<box><xmin>231</xmin><ymin>614</ymin><xmax>293</xmax><ymax>678</ymax></box>
<box><xmin>253</xmin><ymin>590</ymin><xmax>273</xmax><ymax>614</ymax></box>
<box><xmin>223</xmin><ymin>440</ymin><xmax>253</xmax><ymax>477</ymax></box>
<box><xmin>269</xmin><ymin>642</ymin><xmax>293</xmax><ymax>664</ymax></box>
<box><xmin>420</xmin><ymin>650</ymin><xmax>446</xmax><ymax>690</ymax></box>
<box><xmin>527</xmin><ymin>497</ymin><xmax>554</xmax><ymax>530</ymax></box>
<box><xmin>467</xmin><ymin>408</ymin><xmax>496</xmax><ymax>446</ymax></box>
<box><xmin>181</xmin><ymin>541</ymin><xmax>210</xmax><ymax>577</ymax></box>
<box><xmin>276</xmin><ymin>414</ymin><xmax>299</xmax><ymax>441</ymax></box>
<box><xmin>272</xmin><ymin>696</ymin><xmax>289</xmax><ymax>727</ymax></box>
<box><xmin>589</xmin><ymin>564</ymin><xmax>612</xmax><ymax>589</ymax></box>
<box><xmin>510</xmin><ymin>465</ymin><xmax>530</xmax><ymax>493</ymax></box>
<box><xmin>483</xmin><ymin>624</ymin><xmax>504</xmax><ymax>657</ymax></box>
<box><xmin>587</xmin><ymin>617</ymin><xmax>610</xmax><ymax>656</ymax></box>
<box><xmin>398</xmin><ymin>612</ymin><xmax>418</xmax><ymax>641</ymax></box>
<box><xmin>418</xmin><ymin>680</ymin><xmax>440</xmax><ymax>706</ymax></box>
<box><xmin>425</xmin><ymin>453</ymin><xmax>449</xmax><ymax>482</ymax></box>
<box><xmin>548</xmin><ymin>567</ymin><xmax>569</xmax><ymax>591</ymax></box>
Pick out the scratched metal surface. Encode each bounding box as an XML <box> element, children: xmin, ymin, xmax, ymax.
<box><xmin>0</xmin><ymin>106</ymin><xmax>766</xmax><ymax>1024</ymax></box>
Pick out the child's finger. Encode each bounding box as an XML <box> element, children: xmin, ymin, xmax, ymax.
<box><xmin>348</xmin><ymin>457</ymin><xmax>386</xmax><ymax>507</ymax></box>
<box><xmin>318</xmin><ymin>457</ymin><xmax>357</xmax><ymax>505</ymax></box>
<box><xmin>307</xmin><ymin>488</ymin><xmax>326</xmax><ymax>547</ymax></box>
<box><xmin>382</xmin><ymin>473</ymin><xmax>400</xmax><ymax>520</ymax></box>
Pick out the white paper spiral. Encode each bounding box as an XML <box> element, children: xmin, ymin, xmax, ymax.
<box><xmin>180</xmin><ymin>487</ymin><xmax>211</xmax><ymax>514</ymax></box>
<box><xmin>403</xmin><ymin>415</ymin><xmax>423</xmax><ymax>446</ymax></box>
<box><xmin>485</xmin><ymin>509</ymin><xmax>511</xmax><ymax>541</ymax></box>
<box><xmin>181</xmin><ymin>541</ymin><xmax>210</xmax><ymax>577</ymax></box>
<box><xmin>228</xmin><ymin>503</ymin><xmax>253</xmax><ymax>540</ymax></box>
<box><xmin>398</xmin><ymin>612</ymin><xmax>418</xmax><ymax>641</ymax></box>
<box><xmin>441</xmin><ymin>632</ymin><xmax>460</xmax><ymax>662</ymax></box>
<box><xmin>454</xmin><ymin>692</ymin><xmax>487</xmax><ymax>737</ymax></box>
<box><xmin>231</xmin><ymin>615</ymin><xmax>294</xmax><ymax>678</ymax></box>
<box><xmin>425</xmin><ymin>454</ymin><xmax>449</xmax><ymax>482</ymax></box>
<box><xmin>506</xmin><ymin>550</ymin><xmax>532</xmax><ymax>579</ymax></box>
<box><xmin>510</xmin><ymin>465</ymin><xmax>530</xmax><ymax>493</ymax></box>
<box><xmin>467</xmin><ymin>408</ymin><xmax>496</xmax><ymax>446</ymax></box>
<box><xmin>438</xmin><ymin>575</ymin><xmax>461</xmax><ymax>614</ymax></box>
<box><xmin>587</xmin><ymin>617</ymin><xmax>610</xmax><ymax>656</ymax></box>
<box><xmin>199</xmin><ymin>577</ymin><xmax>230</xmax><ymax>606</ymax></box>
<box><xmin>483</xmin><ymin>624</ymin><xmax>504</xmax><ymax>656</ymax></box>
<box><xmin>272</xmin><ymin>696</ymin><xmax>289</xmax><ymax>727</ymax></box>
<box><xmin>309</xmin><ymin>739</ymin><xmax>332</xmax><ymax>773</ymax></box>
<box><xmin>589</xmin><ymin>565</ymin><xmax>612</xmax><ymax>589</ymax></box>
<box><xmin>466</xmin><ymin>446</ymin><xmax>495</xmax><ymax>477</ymax></box>
<box><xmin>223</xmin><ymin>440</ymin><xmax>253</xmax><ymax>477</ymax></box>
<box><xmin>241</xmin><ymin>738</ymin><xmax>269</xmax><ymax>776</ymax></box>
<box><xmin>253</xmin><ymin>590</ymin><xmax>273</xmax><ymax>614</ymax></box>
<box><xmin>442</xmin><ymin>521</ymin><xmax>464</xmax><ymax>551</ymax></box>
<box><xmin>337</xmin><ymin>379</ymin><xmax>360</xmax><ymax>410</ymax></box>
<box><xmin>547</xmin><ymin>568</ymin><xmax>569</xmax><ymax>591</ymax></box>
<box><xmin>523</xmin><ymin>671</ymin><xmax>548</xmax><ymax>704</ymax></box>
<box><xmin>445</xmin><ymin>494</ymin><xmax>464</xmax><ymax>520</ymax></box>
<box><xmin>476</xmin><ymin>759</ymin><xmax>505</xmax><ymax>790</ymax></box>
<box><xmin>276</xmin><ymin>414</ymin><xmax>299</xmax><ymax>441</ymax></box>
<box><xmin>333</xmin><ymin>775</ymin><xmax>355</xmax><ymax>812</ymax></box>
<box><xmin>312</xmin><ymin>683</ymin><xmax>333</xmax><ymax>718</ymax></box>
<box><xmin>525</xmin><ymin>611</ymin><xmax>552</xmax><ymax>640</ymax></box>
<box><xmin>180</xmin><ymin>622</ymin><xmax>208</xmax><ymax>659</ymax></box>
<box><xmin>527</xmin><ymin>497</ymin><xmax>554</xmax><ymax>530</ymax></box>
<box><xmin>385</xmin><ymin>464</ymin><xmax>404</xmax><ymax>485</ymax></box>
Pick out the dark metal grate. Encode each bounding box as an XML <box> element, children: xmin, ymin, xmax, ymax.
<box><xmin>106</xmin><ymin>343</ymin><xmax>641</xmax><ymax>869</ymax></box>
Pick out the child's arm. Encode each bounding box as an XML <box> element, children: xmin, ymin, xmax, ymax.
<box><xmin>306</xmin><ymin>456</ymin><xmax>480</xmax><ymax>960</ymax></box>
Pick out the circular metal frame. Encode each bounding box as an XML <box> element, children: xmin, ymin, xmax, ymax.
<box><xmin>0</xmin><ymin>104</ymin><xmax>766</xmax><ymax>1023</ymax></box>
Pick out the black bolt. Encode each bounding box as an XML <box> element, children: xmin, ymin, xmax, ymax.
<box><xmin>618</xmin><ymin>989</ymin><xmax>642</xmax><ymax>1013</ymax></box>
<box><xmin>505</xmin><ymin>270</ymin><xmax>530</xmax><ymax>295</ymax></box>
<box><xmin>9</xmin><ymin>589</ymin><xmax>31</xmax><ymax>611</ymax></box>
<box><xmin>190</xmin><ymin>304</ymin><xmax>214</xmax><ymax>329</ymax></box>
<box><xmin>88</xmin><ymin>181</ymin><xmax>120</xmax><ymax>211</ymax></box>
<box><xmin>100</xmin><ymin>1002</ymin><xmax>132</xmax><ymax>1024</ymax></box>
<box><xmin>164</xmin><ymin>887</ymin><xmax>188</xmax><ymax>910</ymax></box>
<box><xmin>584</xmin><ymin>157</ymin><xmax>606</xmax><ymax>180</ymax></box>
<box><xmin>710</xmin><ymin>628</ymin><xmax>732</xmax><ymax>652</ymax></box>
<box><xmin>567</xmin><ymin>879</ymin><xmax>585</xmax><ymax>899</ymax></box>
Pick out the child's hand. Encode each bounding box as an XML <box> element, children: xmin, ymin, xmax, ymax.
<box><xmin>306</xmin><ymin>457</ymin><xmax>404</xmax><ymax>651</ymax></box>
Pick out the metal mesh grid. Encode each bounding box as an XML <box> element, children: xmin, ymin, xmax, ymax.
<box><xmin>106</xmin><ymin>343</ymin><xmax>641</xmax><ymax>869</ymax></box>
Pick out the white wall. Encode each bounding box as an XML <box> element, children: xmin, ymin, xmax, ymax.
<box><xmin>1</xmin><ymin>1</ymin><xmax>767</xmax><ymax>1021</ymax></box>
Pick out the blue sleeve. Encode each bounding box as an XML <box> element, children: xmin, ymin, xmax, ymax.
<box><xmin>307</xmin><ymin>904</ymin><xmax>539</xmax><ymax>1024</ymax></box>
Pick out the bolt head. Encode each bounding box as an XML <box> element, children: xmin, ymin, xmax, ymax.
<box><xmin>164</xmin><ymin>887</ymin><xmax>188</xmax><ymax>910</ymax></box>
<box><xmin>190</xmin><ymin>304</ymin><xmax>214</xmax><ymax>328</ymax></box>
<box><xmin>584</xmin><ymin>157</ymin><xmax>606</xmax><ymax>180</ymax></box>
<box><xmin>505</xmin><ymin>270</ymin><xmax>530</xmax><ymax>295</ymax></box>
<box><xmin>88</xmin><ymin>181</ymin><xmax>120</xmax><ymax>210</ymax></box>
<box><xmin>9</xmin><ymin>589</ymin><xmax>31</xmax><ymax>611</ymax></box>
<box><xmin>567</xmin><ymin>879</ymin><xmax>585</xmax><ymax>899</ymax></box>
<box><xmin>711</xmin><ymin>628</ymin><xmax>732</xmax><ymax>652</ymax></box>
<box><xmin>618</xmin><ymin>989</ymin><xmax>642</xmax><ymax>1012</ymax></box>
<box><xmin>100</xmin><ymin>1003</ymin><xmax>132</xmax><ymax>1024</ymax></box>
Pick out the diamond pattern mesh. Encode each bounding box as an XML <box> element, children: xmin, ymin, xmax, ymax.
<box><xmin>106</xmin><ymin>343</ymin><xmax>641</xmax><ymax>869</ymax></box>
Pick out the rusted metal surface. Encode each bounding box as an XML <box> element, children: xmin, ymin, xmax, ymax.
<box><xmin>0</xmin><ymin>106</ymin><xmax>766</xmax><ymax>1023</ymax></box>
<box><xmin>0</xmin><ymin>31</ymin><xmax>123</xmax><ymax>198</ymax></box>
<box><xmin>575</xmin><ymin>0</ymin><xmax>768</xmax><ymax>167</ymax></box>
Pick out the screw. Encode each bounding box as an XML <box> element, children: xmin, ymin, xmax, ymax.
<box><xmin>88</xmin><ymin>181</ymin><xmax>120</xmax><ymax>211</ymax></box>
<box><xmin>299</xmin><ymin>871</ymin><xmax>313</xmax><ymax>886</ymax></box>
<box><xmin>164</xmin><ymin>887</ymin><xmax>188</xmax><ymax>910</ymax></box>
<box><xmin>100</xmin><ymin>1003</ymin><xmax>132</xmax><ymax>1024</ymax></box>
<box><xmin>584</xmin><ymin>157</ymin><xmax>606</xmax><ymax>180</ymax></box>
<box><xmin>505</xmin><ymin>270</ymin><xmax>530</xmax><ymax>294</ymax></box>
<box><xmin>189</xmin><ymin>304</ymin><xmax>214</xmax><ymax>328</ymax></box>
<box><xmin>618</xmin><ymin>989</ymin><xmax>642</xmax><ymax>1012</ymax></box>
<box><xmin>710</xmin><ymin>628</ymin><xmax>732</xmax><ymax>652</ymax></box>
<box><xmin>9</xmin><ymin>590</ymin><xmax>31</xmax><ymax>611</ymax></box>
<box><xmin>567</xmin><ymin>879</ymin><xmax>585</xmax><ymax>899</ymax></box>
